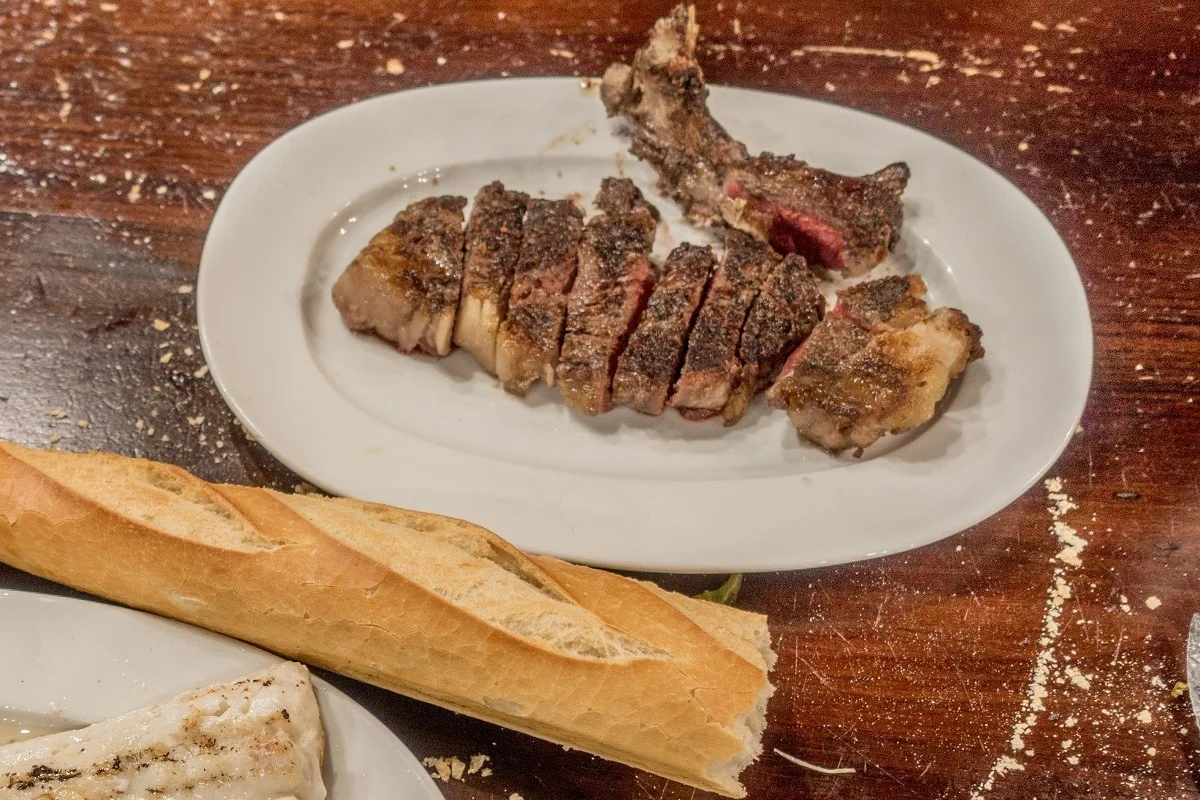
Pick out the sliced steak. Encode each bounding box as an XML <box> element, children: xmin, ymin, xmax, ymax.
<box><xmin>495</xmin><ymin>199</ymin><xmax>584</xmax><ymax>395</ymax></box>
<box><xmin>722</xmin><ymin>156</ymin><xmax>909</xmax><ymax>276</ymax></box>
<box><xmin>557</xmin><ymin>178</ymin><xmax>660</xmax><ymax>415</ymax></box>
<box><xmin>767</xmin><ymin>276</ymin><xmax>984</xmax><ymax>453</ymax></box>
<box><xmin>833</xmin><ymin>274</ymin><xmax>927</xmax><ymax>329</ymax></box>
<box><xmin>612</xmin><ymin>243</ymin><xmax>715</xmax><ymax>415</ymax></box>
<box><xmin>453</xmin><ymin>181</ymin><xmax>529</xmax><ymax>374</ymax></box>
<box><xmin>331</xmin><ymin>195</ymin><xmax>467</xmax><ymax>356</ymax></box>
<box><xmin>602</xmin><ymin>5</ymin><xmax>909</xmax><ymax>275</ymax></box>
<box><xmin>722</xmin><ymin>254</ymin><xmax>825</xmax><ymax>426</ymax></box>
<box><xmin>669</xmin><ymin>230</ymin><xmax>776</xmax><ymax>420</ymax></box>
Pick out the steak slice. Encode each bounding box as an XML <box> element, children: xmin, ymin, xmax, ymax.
<box><xmin>602</xmin><ymin>5</ymin><xmax>909</xmax><ymax>275</ymax></box>
<box><xmin>557</xmin><ymin>178</ymin><xmax>660</xmax><ymax>415</ymax></box>
<box><xmin>722</xmin><ymin>254</ymin><xmax>825</xmax><ymax>426</ymax></box>
<box><xmin>453</xmin><ymin>181</ymin><xmax>529</xmax><ymax>374</ymax></box>
<box><xmin>767</xmin><ymin>276</ymin><xmax>984</xmax><ymax>453</ymax></box>
<box><xmin>495</xmin><ymin>199</ymin><xmax>584</xmax><ymax>395</ymax></box>
<box><xmin>331</xmin><ymin>195</ymin><xmax>467</xmax><ymax>356</ymax></box>
<box><xmin>833</xmin><ymin>274</ymin><xmax>928</xmax><ymax>329</ymax></box>
<box><xmin>612</xmin><ymin>243</ymin><xmax>715</xmax><ymax>415</ymax></box>
<box><xmin>669</xmin><ymin>230</ymin><xmax>776</xmax><ymax>420</ymax></box>
<box><xmin>722</xmin><ymin>156</ymin><xmax>909</xmax><ymax>276</ymax></box>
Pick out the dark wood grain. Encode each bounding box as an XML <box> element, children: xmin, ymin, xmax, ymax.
<box><xmin>1</xmin><ymin>1</ymin><xmax>1198</xmax><ymax>798</ymax></box>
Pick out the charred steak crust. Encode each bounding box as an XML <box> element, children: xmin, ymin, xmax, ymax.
<box><xmin>557</xmin><ymin>178</ymin><xmax>660</xmax><ymax>415</ymax></box>
<box><xmin>669</xmin><ymin>230</ymin><xmax>777</xmax><ymax>419</ymax></box>
<box><xmin>331</xmin><ymin>195</ymin><xmax>467</xmax><ymax>357</ymax></box>
<box><xmin>453</xmin><ymin>181</ymin><xmax>530</xmax><ymax>373</ymax></box>
<box><xmin>495</xmin><ymin>198</ymin><xmax>585</xmax><ymax>396</ymax></box>
<box><xmin>722</xmin><ymin>253</ymin><xmax>825</xmax><ymax>426</ymax></box>
<box><xmin>602</xmin><ymin>5</ymin><xmax>910</xmax><ymax>274</ymax></box>
<box><xmin>834</xmin><ymin>274</ymin><xmax>927</xmax><ymax>329</ymax></box>
<box><xmin>613</xmin><ymin>243</ymin><xmax>716</xmax><ymax>415</ymax></box>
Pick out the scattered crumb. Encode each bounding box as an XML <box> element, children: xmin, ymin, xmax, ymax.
<box><xmin>48</xmin><ymin>433</ymin><xmax>61</xmax><ymax>444</ymax></box>
<box><xmin>1031</xmin><ymin>20</ymin><xmax>1048</xmax><ymax>30</ymax></box>
<box><xmin>336</xmin><ymin>39</ymin><xmax>354</xmax><ymax>49</ymax></box>
<box><xmin>386</xmin><ymin>58</ymin><xmax>405</xmax><ymax>75</ymax></box>
<box><xmin>509</xmin><ymin>795</ymin><xmax>524</xmax><ymax>800</ymax></box>
<box><xmin>549</xmin><ymin>48</ymin><xmax>575</xmax><ymax>59</ymax></box>
<box><xmin>152</xmin><ymin>319</ymin><xmax>171</xmax><ymax>331</ymax></box>
<box><xmin>1017</xmin><ymin>141</ymin><xmax>1029</xmax><ymax>151</ymax></box>
<box><xmin>76</xmin><ymin>419</ymin><xmax>89</xmax><ymax>428</ymax></box>
<box><xmin>178</xmin><ymin>284</ymin><xmax>194</xmax><ymax>294</ymax></box>
<box><xmin>47</xmin><ymin>409</ymin><xmax>68</xmax><ymax>419</ymax></box>
<box><xmin>467</xmin><ymin>755</ymin><xmax>489</xmax><ymax>774</ymax></box>
<box><xmin>188</xmin><ymin>415</ymin><xmax>205</xmax><ymax>426</ymax></box>
<box><xmin>193</xmin><ymin>365</ymin><xmax>210</xmax><ymax>379</ymax></box>
<box><xmin>825</xmin><ymin>82</ymin><xmax>836</xmax><ymax>92</ymax></box>
<box><xmin>99</xmin><ymin>1</ymin><xmax>117</xmax><ymax>10</ymax></box>
<box><xmin>160</xmin><ymin>352</ymin><xmax>174</xmax><ymax>364</ymax></box>
<box><xmin>127</xmin><ymin>183</ymin><xmax>142</xmax><ymax>203</ymax></box>
<box><xmin>436</xmin><ymin>55</ymin><xmax>447</xmax><ymax>66</ymax></box>
<box><xmin>1170</xmin><ymin>682</ymin><xmax>1188</xmax><ymax>699</ymax></box>
<box><xmin>202</xmin><ymin>189</ymin><xmax>216</xmax><ymax>200</ymax></box>
<box><xmin>1144</xmin><ymin>596</ymin><xmax>1161</xmax><ymax>610</ymax></box>
<box><xmin>1054</xmin><ymin>21</ymin><xmax>1077</xmax><ymax>33</ymax></box>
<box><xmin>1047</xmin><ymin>85</ymin><xmax>1073</xmax><ymax>94</ymax></box>
<box><xmin>1135</xmin><ymin>709</ymin><xmax>1152</xmax><ymax>724</ymax></box>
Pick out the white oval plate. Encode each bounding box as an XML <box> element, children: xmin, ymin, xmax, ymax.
<box><xmin>0</xmin><ymin>590</ymin><xmax>443</xmax><ymax>800</ymax></box>
<box><xmin>198</xmin><ymin>77</ymin><xmax>1092</xmax><ymax>573</ymax></box>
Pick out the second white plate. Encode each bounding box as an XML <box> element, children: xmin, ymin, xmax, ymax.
<box><xmin>0</xmin><ymin>590</ymin><xmax>443</xmax><ymax>800</ymax></box>
<box><xmin>198</xmin><ymin>77</ymin><xmax>1092</xmax><ymax>572</ymax></box>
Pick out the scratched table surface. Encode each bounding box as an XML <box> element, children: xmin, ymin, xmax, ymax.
<box><xmin>1</xmin><ymin>0</ymin><xmax>1198</xmax><ymax>797</ymax></box>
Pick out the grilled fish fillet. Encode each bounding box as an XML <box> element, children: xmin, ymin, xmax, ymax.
<box><xmin>0</xmin><ymin>662</ymin><xmax>326</xmax><ymax>800</ymax></box>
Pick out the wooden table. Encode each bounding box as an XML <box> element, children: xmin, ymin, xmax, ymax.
<box><xmin>2</xmin><ymin>1</ymin><xmax>1197</xmax><ymax>797</ymax></box>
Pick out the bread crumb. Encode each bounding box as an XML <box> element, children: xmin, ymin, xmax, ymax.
<box><xmin>48</xmin><ymin>433</ymin><xmax>61</xmax><ymax>444</ymax></box>
<box><xmin>436</xmin><ymin>55</ymin><xmax>447</xmax><ymax>65</ymax></box>
<box><xmin>825</xmin><ymin>82</ymin><xmax>836</xmax><ymax>92</ymax></box>
<box><xmin>1170</xmin><ymin>681</ymin><xmax>1188</xmax><ymax>699</ymax></box>
<box><xmin>47</xmin><ymin>409</ymin><xmax>68</xmax><ymax>419</ymax></box>
<box><xmin>177</xmin><ymin>284</ymin><xmax>194</xmax><ymax>294</ymax></box>
<box><xmin>193</xmin><ymin>365</ymin><xmax>210</xmax><ymax>379</ymax></box>
<box><xmin>549</xmin><ymin>48</ymin><xmax>575</xmax><ymax>59</ymax></box>
<box><xmin>1144</xmin><ymin>595</ymin><xmax>1161</xmax><ymax>610</ymax></box>
<box><xmin>152</xmin><ymin>319</ymin><xmax>171</xmax><ymax>331</ymax></box>
<box><xmin>509</xmin><ymin>795</ymin><xmax>524</xmax><ymax>800</ymax></box>
<box><xmin>386</xmin><ymin>58</ymin><xmax>405</xmax><ymax>75</ymax></box>
<box><xmin>76</xmin><ymin>419</ymin><xmax>89</xmax><ymax>428</ymax></box>
<box><xmin>337</xmin><ymin>39</ymin><xmax>354</xmax><ymax>49</ymax></box>
<box><xmin>202</xmin><ymin>189</ymin><xmax>216</xmax><ymax>200</ymax></box>
<box><xmin>1047</xmin><ymin>85</ymin><xmax>1073</xmax><ymax>93</ymax></box>
<box><xmin>99</xmin><ymin>2</ymin><xmax>118</xmax><ymax>10</ymax></box>
<box><xmin>1031</xmin><ymin>20</ymin><xmax>1048</xmax><ymax>29</ymax></box>
<box><xmin>1054</xmin><ymin>21</ymin><xmax>1077</xmax><ymax>32</ymax></box>
<box><xmin>160</xmin><ymin>352</ymin><xmax>173</xmax><ymax>363</ymax></box>
<box><xmin>127</xmin><ymin>183</ymin><xmax>142</xmax><ymax>203</ymax></box>
<box><xmin>467</xmin><ymin>754</ymin><xmax>489</xmax><ymax>774</ymax></box>
<box><xmin>1136</xmin><ymin>709</ymin><xmax>1152</xmax><ymax>724</ymax></box>
<box><xmin>1147</xmin><ymin>746</ymin><xmax>1157</xmax><ymax>757</ymax></box>
<box><xmin>188</xmin><ymin>415</ymin><xmax>205</xmax><ymax>426</ymax></box>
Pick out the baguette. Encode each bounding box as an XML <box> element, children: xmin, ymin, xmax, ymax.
<box><xmin>0</xmin><ymin>442</ymin><xmax>775</xmax><ymax>797</ymax></box>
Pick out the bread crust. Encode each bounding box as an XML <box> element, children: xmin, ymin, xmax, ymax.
<box><xmin>0</xmin><ymin>443</ymin><xmax>773</xmax><ymax>796</ymax></box>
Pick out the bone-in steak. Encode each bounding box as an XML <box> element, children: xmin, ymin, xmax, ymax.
<box><xmin>453</xmin><ymin>181</ymin><xmax>529</xmax><ymax>374</ymax></box>
<box><xmin>612</xmin><ymin>243</ymin><xmax>715</xmax><ymax>415</ymax></box>
<box><xmin>557</xmin><ymin>178</ymin><xmax>660</xmax><ymax>415</ymax></box>
<box><xmin>722</xmin><ymin>253</ymin><xmax>825</xmax><ymax>426</ymax></box>
<box><xmin>669</xmin><ymin>230</ymin><xmax>776</xmax><ymax>420</ymax></box>
<box><xmin>495</xmin><ymin>199</ymin><xmax>584</xmax><ymax>395</ymax></box>
<box><xmin>331</xmin><ymin>195</ymin><xmax>467</xmax><ymax>356</ymax></box>
<box><xmin>767</xmin><ymin>276</ymin><xmax>983</xmax><ymax>452</ymax></box>
<box><xmin>602</xmin><ymin>5</ymin><xmax>909</xmax><ymax>275</ymax></box>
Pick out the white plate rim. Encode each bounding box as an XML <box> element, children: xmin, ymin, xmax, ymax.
<box><xmin>0</xmin><ymin>589</ymin><xmax>443</xmax><ymax>800</ymax></box>
<box><xmin>197</xmin><ymin>76</ymin><xmax>1093</xmax><ymax>573</ymax></box>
